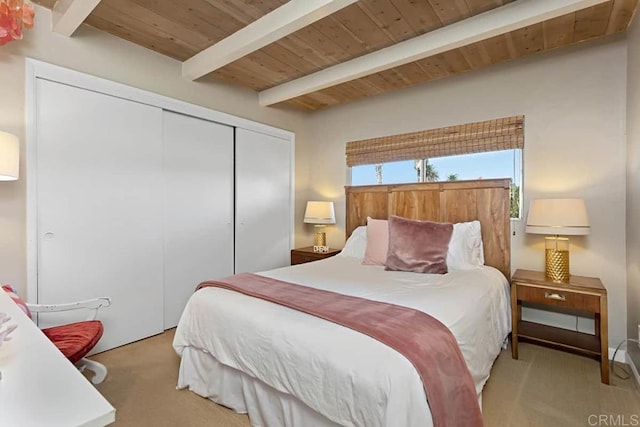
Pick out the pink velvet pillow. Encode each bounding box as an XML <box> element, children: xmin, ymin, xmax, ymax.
<box><xmin>363</xmin><ymin>217</ymin><xmax>389</xmax><ymax>265</ymax></box>
<box><xmin>385</xmin><ymin>216</ymin><xmax>453</xmax><ymax>274</ymax></box>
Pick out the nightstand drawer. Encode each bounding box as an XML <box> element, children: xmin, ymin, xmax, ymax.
<box><xmin>517</xmin><ymin>285</ymin><xmax>601</xmax><ymax>313</ymax></box>
<box><xmin>290</xmin><ymin>247</ymin><xmax>341</xmax><ymax>265</ymax></box>
<box><xmin>291</xmin><ymin>253</ymin><xmax>319</xmax><ymax>265</ymax></box>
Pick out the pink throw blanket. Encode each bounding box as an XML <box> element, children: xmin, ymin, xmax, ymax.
<box><xmin>197</xmin><ymin>273</ymin><xmax>483</xmax><ymax>427</ymax></box>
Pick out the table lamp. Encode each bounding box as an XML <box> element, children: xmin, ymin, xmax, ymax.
<box><xmin>304</xmin><ymin>201</ymin><xmax>335</xmax><ymax>253</ymax></box>
<box><xmin>0</xmin><ymin>131</ymin><xmax>19</xmax><ymax>181</ymax></box>
<box><xmin>525</xmin><ymin>198</ymin><xmax>590</xmax><ymax>282</ymax></box>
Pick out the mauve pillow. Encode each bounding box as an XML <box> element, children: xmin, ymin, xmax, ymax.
<box><xmin>363</xmin><ymin>217</ymin><xmax>389</xmax><ymax>265</ymax></box>
<box><xmin>385</xmin><ymin>216</ymin><xmax>453</xmax><ymax>274</ymax></box>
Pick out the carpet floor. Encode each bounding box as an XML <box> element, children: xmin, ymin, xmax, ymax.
<box><xmin>90</xmin><ymin>330</ymin><xmax>640</xmax><ymax>426</ymax></box>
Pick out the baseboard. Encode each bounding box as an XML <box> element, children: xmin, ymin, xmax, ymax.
<box><xmin>609</xmin><ymin>347</ymin><xmax>626</xmax><ymax>363</ymax></box>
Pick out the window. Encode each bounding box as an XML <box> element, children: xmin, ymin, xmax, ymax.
<box><xmin>350</xmin><ymin>149</ymin><xmax>523</xmax><ymax>218</ymax></box>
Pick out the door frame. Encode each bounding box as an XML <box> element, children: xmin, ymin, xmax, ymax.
<box><xmin>25</xmin><ymin>58</ymin><xmax>295</xmax><ymax>303</ymax></box>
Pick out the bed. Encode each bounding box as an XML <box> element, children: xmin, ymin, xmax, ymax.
<box><xmin>173</xmin><ymin>179</ymin><xmax>512</xmax><ymax>427</ymax></box>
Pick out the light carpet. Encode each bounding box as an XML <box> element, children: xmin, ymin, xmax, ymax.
<box><xmin>90</xmin><ymin>330</ymin><xmax>640</xmax><ymax>426</ymax></box>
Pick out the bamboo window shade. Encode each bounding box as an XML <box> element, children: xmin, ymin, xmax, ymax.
<box><xmin>345</xmin><ymin>115</ymin><xmax>524</xmax><ymax>167</ymax></box>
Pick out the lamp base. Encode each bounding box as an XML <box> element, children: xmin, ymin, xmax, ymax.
<box><xmin>545</xmin><ymin>248</ymin><xmax>570</xmax><ymax>282</ymax></box>
<box><xmin>313</xmin><ymin>226</ymin><xmax>328</xmax><ymax>253</ymax></box>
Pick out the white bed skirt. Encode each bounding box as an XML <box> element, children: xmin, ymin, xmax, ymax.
<box><xmin>178</xmin><ymin>346</ymin><xmax>341</xmax><ymax>427</ymax></box>
<box><xmin>178</xmin><ymin>346</ymin><xmax>484</xmax><ymax>427</ymax></box>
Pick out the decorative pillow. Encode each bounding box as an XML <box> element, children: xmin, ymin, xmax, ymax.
<box><xmin>447</xmin><ymin>220</ymin><xmax>485</xmax><ymax>270</ymax></box>
<box><xmin>362</xmin><ymin>217</ymin><xmax>389</xmax><ymax>265</ymax></box>
<box><xmin>2</xmin><ymin>284</ymin><xmax>32</xmax><ymax>319</ymax></box>
<box><xmin>339</xmin><ymin>226</ymin><xmax>368</xmax><ymax>259</ymax></box>
<box><xmin>385</xmin><ymin>216</ymin><xmax>453</xmax><ymax>274</ymax></box>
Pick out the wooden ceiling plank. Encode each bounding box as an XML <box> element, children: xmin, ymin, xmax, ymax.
<box><xmin>440</xmin><ymin>48</ymin><xmax>474</xmax><ymax>73</ymax></box>
<box><xmin>200</xmin><ymin>0</ymin><xmax>261</xmax><ymax>23</ymax></box>
<box><xmin>274</xmin><ymin>36</ymin><xmax>342</xmax><ymax>68</ymax></box>
<box><xmin>208</xmin><ymin>63</ymin><xmax>274</xmax><ymax>90</ymax></box>
<box><xmin>390</xmin><ymin>61</ymin><xmax>434</xmax><ymax>83</ymax></box>
<box><xmin>464</xmin><ymin>0</ymin><xmax>514</xmax><ymax>14</ymax></box>
<box><xmin>573</xmin><ymin>2</ymin><xmax>614</xmax><ymax>41</ymax></box>
<box><xmin>361</xmin><ymin>73</ymin><xmax>401</xmax><ymax>92</ymax></box>
<box><xmin>348</xmin><ymin>78</ymin><xmax>387</xmax><ymax>96</ymax></box>
<box><xmin>53</xmin><ymin>0</ymin><xmax>103</xmax><ymax>36</ymax></box>
<box><xmin>182</xmin><ymin>0</ymin><xmax>358</xmax><ymax>80</ymax></box>
<box><xmin>542</xmin><ymin>12</ymin><xmax>576</xmax><ymax>49</ymax></box>
<box><xmin>330</xmin><ymin>3</ymin><xmax>394</xmax><ymax>51</ymax></box>
<box><xmin>503</xmin><ymin>30</ymin><xmax>520</xmax><ymax>58</ymax></box>
<box><xmin>481</xmin><ymin>33</ymin><xmax>515</xmax><ymax>63</ymax></box>
<box><xmin>416</xmin><ymin>53</ymin><xmax>455</xmax><ymax>80</ymax></box>
<box><xmin>459</xmin><ymin>39</ymin><xmax>494</xmax><ymax>68</ymax></box>
<box><xmin>85</xmin><ymin>13</ymin><xmax>190</xmax><ymax>60</ymax></box>
<box><xmin>606</xmin><ymin>0</ymin><xmax>639</xmax><ymax>34</ymax></box>
<box><xmin>259</xmin><ymin>0</ymin><xmax>610</xmax><ymax>106</ymax></box>
<box><xmin>300</xmin><ymin>88</ymin><xmax>339</xmax><ymax>106</ymax></box>
<box><xmin>390</xmin><ymin>0</ymin><xmax>444</xmax><ymax>35</ymax></box>
<box><xmin>88</xmin><ymin>2</ymin><xmax>201</xmax><ymax>58</ymax></box>
<box><xmin>231</xmin><ymin>49</ymin><xmax>310</xmax><ymax>86</ymax></box>
<box><xmin>285</xmin><ymin>22</ymin><xmax>356</xmax><ymax>64</ymax></box>
<box><xmin>358</xmin><ymin>0</ymin><xmax>418</xmax><ymax>42</ymax></box>
<box><xmin>103</xmin><ymin>0</ymin><xmax>214</xmax><ymax>49</ymax></box>
<box><xmin>277</xmin><ymin>97</ymin><xmax>320</xmax><ymax>111</ymax></box>
<box><xmin>129</xmin><ymin>0</ymin><xmax>244</xmax><ymax>43</ymax></box>
<box><xmin>428</xmin><ymin>0</ymin><xmax>472</xmax><ymax>25</ymax></box>
<box><xmin>395</xmin><ymin>63</ymin><xmax>434</xmax><ymax>87</ymax></box>
<box><xmin>373</xmin><ymin>68</ymin><xmax>410</xmax><ymax>89</ymax></box>
<box><xmin>340</xmin><ymin>80</ymin><xmax>373</xmax><ymax>98</ymax></box>
<box><xmin>313</xmin><ymin>89</ymin><xmax>345</xmax><ymax>107</ymax></box>
<box><xmin>311</xmin><ymin>14</ymin><xmax>369</xmax><ymax>57</ymax></box>
<box><xmin>260</xmin><ymin>44</ymin><xmax>321</xmax><ymax>76</ymax></box>
<box><xmin>508</xmin><ymin>23</ymin><xmax>545</xmax><ymax>57</ymax></box>
<box><xmin>296</xmin><ymin>91</ymin><xmax>339</xmax><ymax>108</ymax></box>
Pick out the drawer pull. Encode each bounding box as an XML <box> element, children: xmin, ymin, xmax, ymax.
<box><xmin>545</xmin><ymin>292</ymin><xmax>566</xmax><ymax>301</ymax></box>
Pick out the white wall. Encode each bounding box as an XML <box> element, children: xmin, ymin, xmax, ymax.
<box><xmin>0</xmin><ymin>5</ymin><xmax>309</xmax><ymax>297</ymax></box>
<box><xmin>304</xmin><ymin>36</ymin><xmax>629</xmax><ymax>346</ymax></box>
<box><xmin>0</xmin><ymin>5</ymin><xmax>632</xmax><ymax>349</ymax></box>
<box><xmin>626</xmin><ymin>16</ymin><xmax>640</xmax><ymax>365</ymax></box>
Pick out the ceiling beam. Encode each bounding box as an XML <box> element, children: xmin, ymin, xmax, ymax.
<box><xmin>182</xmin><ymin>0</ymin><xmax>357</xmax><ymax>81</ymax></box>
<box><xmin>259</xmin><ymin>0</ymin><xmax>608</xmax><ymax>106</ymax></box>
<box><xmin>52</xmin><ymin>0</ymin><xmax>102</xmax><ymax>36</ymax></box>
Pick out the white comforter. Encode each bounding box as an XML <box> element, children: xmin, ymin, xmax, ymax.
<box><xmin>173</xmin><ymin>255</ymin><xmax>511</xmax><ymax>427</ymax></box>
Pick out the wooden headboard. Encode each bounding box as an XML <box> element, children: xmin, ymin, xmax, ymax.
<box><xmin>345</xmin><ymin>179</ymin><xmax>511</xmax><ymax>279</ymax></box>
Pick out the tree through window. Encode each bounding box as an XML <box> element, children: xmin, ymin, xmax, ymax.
<box><xmin>352</xmin><ymin>150</ymin><xmax>522</xmax><ymax>218</ymax></box>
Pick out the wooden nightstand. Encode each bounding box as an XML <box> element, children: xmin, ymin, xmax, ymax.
<box><xmin>290</xmin><ymin>247</ymin><xmax>341</xmax><ymax>265</ymax></box>
<box><xmin>511</xmin><ymin>269</ymin><xmax>609</xmax><ymax>384</ymax></box>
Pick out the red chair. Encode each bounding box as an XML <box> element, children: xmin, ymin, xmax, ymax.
<box><xmin>2</xmin><ymin>285</ymin><xmax>111</xmax><ymax>384</ymax></box>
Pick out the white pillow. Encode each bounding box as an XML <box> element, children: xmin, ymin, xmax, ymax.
<box><xmin>446</xmin><ymin>220</ymin><xmax>485</xmax><ymax>271</ymax></box>
<box><xmin>339</xmin><ymin>221</ymin><xmax>485</xmax><ymax>269</ymax></box>
<box><xmin>339</xmin><ymin>226</ymin><xmax>368</xmax><ymax>259</ymax></box>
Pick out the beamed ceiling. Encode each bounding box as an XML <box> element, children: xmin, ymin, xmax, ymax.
<box><xmin>33</xmin><ymin>0</ymin><xmax>639</xmax><ymax>111</ymax></box>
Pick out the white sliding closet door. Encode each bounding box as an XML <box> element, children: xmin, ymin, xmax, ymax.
<box><xmin>36</xmin><ymin>79</ymin><xmax>164</xmax><ymax>352</ymax></box>
<box><xmin>163</xmin><ymin>111</ymin><xmax>234</xmax><ymax>329</ymax></box>
<box><xmin>235</xmin><ymin>128</ymin><xmax>291</xmax><ymax>274</ymax></box>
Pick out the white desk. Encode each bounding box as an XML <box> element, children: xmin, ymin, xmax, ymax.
<box><xmin>0</xmin><ymin>290</ymin><xmax>115</xmax><ymax>426</ymax></box>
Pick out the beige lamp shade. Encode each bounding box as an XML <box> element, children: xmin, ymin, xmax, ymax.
<box><xmin>304</xmin><ymin>201</ymin><xmax>336</xmax><ymax>225</ymax></box>
<box><xmin>525</xmin><ymin>198</ymin><xmax>590</xmax><ymax>236</ymax></box>
<box><xmin>0</xmin><ymin>131</ymin><xmax>19</xmax><ymax>181</ymax></box>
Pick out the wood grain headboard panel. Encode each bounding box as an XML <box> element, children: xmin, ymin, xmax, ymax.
<box><xmin>345</xmin><ymin>179</ymin><xmax>511</xmax><ymax>279</ymax></box>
